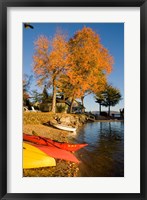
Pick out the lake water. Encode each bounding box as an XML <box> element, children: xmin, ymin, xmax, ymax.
<box><xmin>72</xmin><ymin>122</ymin><xmax>124</xmax><ymax>177</ymax></box>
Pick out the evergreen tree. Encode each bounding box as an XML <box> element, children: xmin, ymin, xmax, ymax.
<box><xmin>42</xmin><ymin>85</ymin><xmax>48</xmax><ymax>103</ymax></box>
<box><xmin>95</xmin><ymin>84</ymin><xmax>122</xmax><ymax>116</ymax></box>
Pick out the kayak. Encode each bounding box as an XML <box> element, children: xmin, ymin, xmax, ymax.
<box><xmin>23</xmin><ymin>142</ymin><xmax>56</xmax><ymax>169</ymax></box>
<box><xmin>47</xmin><ymin>138</ymin><xmax>88</xmax><ymax>151</ymax></box>
<box><xmin>31</xmin><ymin>143</ymin><xmax>80</xmax><ymax>163</ymax></box>
<box><xmin>52</xmin><ymin>124</ymin><xmax>76</xmax><ymax>132</ymax></box>
<box><xmin>23</xmin><ymin>133</ymin><xmax>88</xmax><ymax>151</ymax></box>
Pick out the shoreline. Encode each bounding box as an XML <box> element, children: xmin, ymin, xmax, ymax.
<box><xmin>92</xmin><ymin>119</ymin><xmax>124</xmax><ymax>122</ymax></box>
<box><xmin>23</xmin><ymin>124</ymin><xmax>80</xmax><ymax>177</ymax></box>
<box><xmin>23</xmin><ymin>112</ymin><xmax>124</xmax><ymax>177</ymax></box>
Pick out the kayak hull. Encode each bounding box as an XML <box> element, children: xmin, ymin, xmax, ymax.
<box><xmin>31</xmin><ymin>143</ymin><xmax>80</xmax><ymax>163</ymax></box>
<box><xmin>23</xmin><ymin>142</ymin><xmax>56</xmax><ymax>169</ymax></box>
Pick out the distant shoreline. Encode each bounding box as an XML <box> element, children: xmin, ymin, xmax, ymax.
<box><xmin>86</xmin><ymin>116</ymin><xmax>124</xmax><ymax>122</ymax></box>
<box><xmin>93</xmin><ymin>119</ymin><xmax>124</xmax><ymax>122</ymax></box>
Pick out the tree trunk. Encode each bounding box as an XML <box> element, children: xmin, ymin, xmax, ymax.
<box><xmin>99</xmin><ymin>103</ymin><xmax>101</xmax><ymax>114</ymax></box>
<box><xmin>81</xmin><ymin>96</ymin><xmax>85</xmax><ymax>113</ymax></box>
<box><xmin>51</xmin><ymin>80</ymin><xmax>56</xmax><ymax>113</ymax></box>
<box><xmin>70</xmin><ymin>97</ymin><xmax>74</xmax><ymax>113</ymax></box>
<box><xmin>108</xmin><ymin>104</ymin><xmax>110</xmax><ymax>116</ymax></box>
<box><xmin>81</xmin><ymin>96</ymin><xmax>84</xmax><ymax>107</ymax></box>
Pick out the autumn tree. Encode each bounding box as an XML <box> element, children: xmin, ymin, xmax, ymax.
<box><xmin>33</xmin><ymin>32</ymin><xmax>68</xmax><ymax>113</ymax></box>
<box><xmin>60</xmin><ymin>27</ymin><xmax>113</xmax><ymax>112</ymax></box>
<box><xmin>95</xmin><ymin>84</ymin><xmax>122</xmax><ymax>116</ymax></box>
<box><xmin>57</xmin><ymin>75</ymin><xmax>78</xmax><ymax>113</ymax></box>
<box><xmin>33</xmin><ymin>27</ymin><xmax>113</xmax><ymax>113</ymax></box>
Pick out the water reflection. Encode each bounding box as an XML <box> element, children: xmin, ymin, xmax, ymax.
<box><xmin>73</xmin><ymin>122</ymin><xmax>124</xmax><ymax>177</ymax></box>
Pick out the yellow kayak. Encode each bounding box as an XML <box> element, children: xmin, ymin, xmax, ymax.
<box><xmin>23</xmin><ymin>142</ymin><xmax>56</xmax><ymax>169</ymax></box>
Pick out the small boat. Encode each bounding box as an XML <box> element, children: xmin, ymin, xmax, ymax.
<box><xmin>23</xmin><ymin>133</ymin><xmax>88</xmax><ymax>152</ymax></box>
<box><xmin>23</xmin><ymin>142</ymin><xmax>56</xmax><ymax>169</ymax></box>
<box><xmin>52</xmin><ymin>123</ymin><xmax>77</xmax><ymax>132</ymax></box>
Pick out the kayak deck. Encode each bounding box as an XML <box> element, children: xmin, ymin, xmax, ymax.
<box><xmin>23</xmin><ymin>133</ymin><xmax>88</xmax><ymax>152</ymax></box>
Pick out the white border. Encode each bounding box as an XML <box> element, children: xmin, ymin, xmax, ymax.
<box><xmin>7</xmin><ymin>7</ymin><xmax>140</xmax><ymax>193</ymax></box>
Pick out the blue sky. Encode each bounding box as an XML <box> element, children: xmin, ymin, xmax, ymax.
<box><xmin>23</xmin><ymin>23</ymin><xmax>124</xmax><ymax>112</ymax></box>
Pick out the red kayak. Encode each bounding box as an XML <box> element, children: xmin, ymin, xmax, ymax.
<box><xmin>29</xmin><ymin>142</ymin><xmax>80</xmax><ymax>163</ymax></box>
<box><xmin>23</xmin><ymin>133</ymin><xmax>88</xmax><ymax>152</ymax></box>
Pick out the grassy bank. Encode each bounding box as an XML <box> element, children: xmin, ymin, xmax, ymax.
<box><xmin>24</xmin><ymin>112</ymin><xmax>74</xmax><ymax>125</ymax></box>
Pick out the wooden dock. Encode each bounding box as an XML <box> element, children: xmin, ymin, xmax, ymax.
<box><xmin>85</xmin><ymin>113</ymin><xmax>96</xmax><ymax>121</ymax></box>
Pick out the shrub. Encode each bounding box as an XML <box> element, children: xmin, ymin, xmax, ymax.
<box><xmin>56</xmin><ymin>104</ymin><xmax>67</xmax><ymax>113</ymax></box>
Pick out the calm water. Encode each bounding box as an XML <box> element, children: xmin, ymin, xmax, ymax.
<box><xmin>72</xmin><ymin>122</ymin><xmax>124</xmax><ymax>177</ymax></box>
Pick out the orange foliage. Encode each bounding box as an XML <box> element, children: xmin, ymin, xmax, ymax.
<box><xmin>33</xmin><ymin>27</ymin><xmax>114</xmax><ymax>112</ymax></box>
<box><xmin>33</xmin><ymin>33</ymin><xmax>68</xmax><ymax>85</ymax></box>
<box><xmin>62</xmin><ymin>27</ymin><xmax>113</xmax><ymax>100</ymax></box>
<box><xmin>33</xmin><ymin>32</ymin><xmax>68</xmax><ymax>112</ymax></box>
